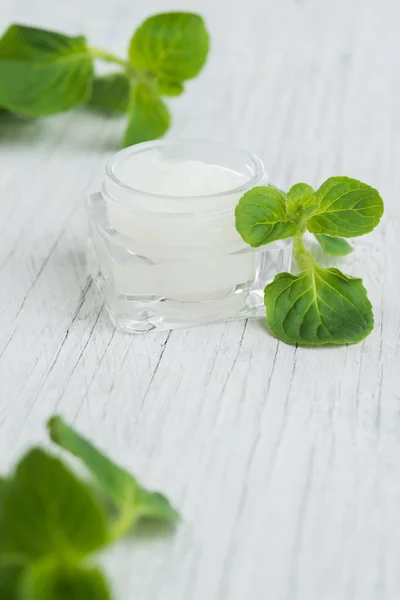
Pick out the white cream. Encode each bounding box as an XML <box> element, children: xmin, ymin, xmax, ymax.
<box><xmin>106</xmin><ymin>153</ymin><xmax>255</xmax><ymax>250</ymax></box>
<box><xmin>103</xmin><ymin>157</ymin><xmax>254</xmax><ymax>299</ymax></box>
<box><xmin>119</xmin><ymin>156</ymin><xmax>248</xmax><ymax>196</ymax></box>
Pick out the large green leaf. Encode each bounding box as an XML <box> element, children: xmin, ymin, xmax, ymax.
<box><xmin>129</xmin><ymin>12</ymin><xmax>209</xmax><ymax>82</ymax></box>
<box><xmin>315</xmin><ymin>234</ymin><xmax>353</xmax><ymax>256</ymax></box>
<box><xmin>3</xmin><ymin>449</ymin><xmax>108</xmax><ymax>559</ymax></box>
<box><xmin>0</xmin><ymin>25</ymin><xmax>93</xmax><ymax>116</ymax></box>
<box><xmin>21</xmin><ymin>561</ymin><xmax>110</xmax><ymax>600</ymax></box>
<box><xmin>264</xmin><ymin>265</ymin><xmax>373</xmax><ymax>345</ymax></box>
<box><xmin>235</xmin><ymin>186</ymin><xmax>298</xmax><ymax>247</ymax></box>
<box><xmin>306</xmin><ymin>177</ymin><xmax>384</xmax><ymax>237</ymax></box>
<box><xmin>123</xmin><ymin>81</ymin><xmax>170</xmax><ymax>147</ymax></box>
<box><xmin>87</xmin><ymin>73</ymin><xmax>130</xmax><ymax>113</ymax></box>
<box><xmin>48</xmin><ymin>416</ymin><xmax>178</xmax><ymax>537</ymax></box>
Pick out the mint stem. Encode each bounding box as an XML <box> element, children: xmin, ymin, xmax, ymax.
<box><xmin>293</xmin><ymin>235</ymin><xmax>315</xmax><ymax>271</ymax></box>
<box><xmin>108</xmin><ymin>506</ymin><xmax>138</xmax><ymax>542</ymax></box>
<box><xmin>90</xmin><ymin>47</ymin><xmax>132</xmax><ymax>71</ymax></box>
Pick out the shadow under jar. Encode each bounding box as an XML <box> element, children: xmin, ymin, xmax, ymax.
<box><xmin>86</xmin><ymin>139</ymin><xmax>292</xmax><ymax>332</ymax></box>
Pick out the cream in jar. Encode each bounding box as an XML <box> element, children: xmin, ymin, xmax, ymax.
<box><xmin>87</xmin><ymin>140</ymin><xmax>291</xmax><ymax>331</ymax></box>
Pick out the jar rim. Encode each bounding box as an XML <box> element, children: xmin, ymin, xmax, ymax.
<box><xmin>105</xmin><ymin>139</ymin><xmax>266</xmax><ymax>201</ymax></box>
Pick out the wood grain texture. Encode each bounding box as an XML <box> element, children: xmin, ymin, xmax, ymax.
<box><xmin>1</xmin><ymin>0</ymin><xmax>400</xmax><ymax>598</ymax></box>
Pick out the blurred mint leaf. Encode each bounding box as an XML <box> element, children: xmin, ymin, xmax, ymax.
<box><xmin>21</xmin><ymin>561</ymin><xmax>110</xmax><ymax>600</ymax></box>
<box><xmin>3</xmin><ymin>449</ymin><xmax>108</xmax><ymax>559</ymax></box>
<box><xmin>122</xmin><ymin>82</ymin><xmax>170</xmax><ymax>147</ymax></box>
<box><xmin>0</xmin><ymin>564</ymin><xmax>24</xmax><ymax>600</ymax></box>
<box><xmin>1</xmin><ymin>478</ymin><xmax>25</xmax><ymax>600</ymax></box>
<box><xmin>88</xmin><ymin>73</ymin><xmax>130</xmax><ymax>113</ymax></box>
<box><xmin>158</xmin><ymin>79</ymin><xmax>184</xmax><ymax>97</ymax></box>
<box><xmin>48</xmin><ymin>416</ymin><xmax>179</xmax><ymax>538</ymax></box>
<box><xmin>306</xmin><ymin>176</ymin><xmax>384</xmax><ymax>238</ymax></box>
<box><xmin>48</xmin><ymin>417</ymin><xmax>137</xmax><ymax>510</ymax></box>
<box><xmin>315</xmin><ymin>234</ymin><xmax>353</xmax><ymax>256</ymax></box>
<box><xmin>0</xmin><ymin>24</ymin><xmax>93</xmax><ymax>116</ymax></box>
<box><xmin>135</xmin><ymin>489</ymin><xmax>179</xmax><ymax>522</ymax></box>
<box><xmin>0</xmin><ymin>476</ymin><xmax>7</xmax><ymax>528</ymax></box>
<box><xmin>129</xmin><ymin>12</ymin><xmax>209</xmax><ymax>82</ymax></box>
<box><xmin>235</xmin><ymin>186</ymin><xmax>298</xmax><ymax>247</ymax></box>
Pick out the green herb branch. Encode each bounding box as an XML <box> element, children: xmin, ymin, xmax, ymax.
<box><xmin>235</xmin><ymin>177</ymin><xmax>384</xmax><ymax>346</ymax></box>
<box><xmin>0</xmin><ymin>12</ymin><xmax>210</xmax><ymax>147</ymax></box>
<box><xmin>0</xmin><ymin>416</ymin><xmax>178</xmax><ymax>599</ymax></box>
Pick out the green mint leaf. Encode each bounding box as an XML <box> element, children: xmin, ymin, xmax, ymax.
<box><xmin>123</xmin><ymin>81</ymin><xmax>170</xmax><ymax>147</ymax></box>
<box><xmin>306</xmin><ymin>177</ymin><xmax>384</xmax><ymax>237</ymax></box>
<box><xmin>129</xmin><ymin>12</ymin><xmax>209</xmax><ymax>82</ymax></box>
<box><xmin>235</xmin><ymin>186</ymin><xmax>298</xmax><ymax>247</ymax></box>
<box><xmin>0</xmin><ymin>478</ymin><xmax>26</xmax><ymax>600</ymax></box>
<box><xmin>315</xmin><ymin>234</ymin><xmax>353</xmax><ymax>256</ymax></box>
<box><xmin>0</xmin><ymin>25</ymin><xmax>93</xmax><ymax>117</ymax></box>
<box><xmin>3</xmin><ymin>448</ymin><xmax>108</xmax><ymax>559</ymax></box>
<box><xmin>48</xmin><ymin>417</ymin><xmax>137</xmax><ymax>509</ymax></box>
<box><xmin>135</xmin><ymin>489</ymin><xmax>180</xmax><ymax>522</ymax></box>
<box><xmin>286</xmin><ymin>183</ymin><xmax>315</xmax><ymax>213</ymax></box>
<box><xmin>158</xmin><ymin>79</ymin><xmax>184</xmax><ymax>97</ymax></box>
<box><xmin>0</xmin><ymin>564</ymin><xmax>24</xmax><ymax>600</ymax></box>
<box><xmin>0</xmin><ymin>477</ymin><xmax>7</xmax><ymax>543</ymax></box>
<box><xmin>264</xmin><ymin>265</ymin><xmax>373</xmax><ymax>345</ymax></box>
<box><xmin>48</xmin><ymin>416</ymin><xmax>179</xmax><ymax>535</ymax></box>
<box><xmin>21</xmin><ymin>561</ymin><xmax>110</xmax><ymax>600</ymax></box>
<box><xmin>87</xmin><ymin>73</ymin><xmax>130</xmax><ymax>112</ymax></box>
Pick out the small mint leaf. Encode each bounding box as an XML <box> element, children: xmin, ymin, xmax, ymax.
<box><xmin>315</xmin><ymin>234</ymin><xmax>353</xmax><ymax>256</ymax></box>
<box><xmin>129</xmin><ymin>12</ymin><xmax>209</xmax><ymax>82</ymax></box>
<box><xmin>286</xmin><ymin>183</ymin><xmax>315</xmax><ymax>213</ymax></box>
<box><xmin>235</xmin><ymin>186</ymin><xmax>298</xmax><ymax>247</ymax></box>
<box><xmin>306</xmin><ymin>176</ymin><xmax>384</xmax><ymax>238</ymax></box>
<box><xmin>123</xmin><ymin>81</ymin><xmax>170</xmax><ymax>147</ymax></box>
<box><xmin>158</xmin><ymin>79</ymin><xmax>184</xmax><ymax>97</ymax></box>
<box><xmin>136</xmin><ymin>490</ymin><xmax>179</xmax><ymax>522</ymax></box>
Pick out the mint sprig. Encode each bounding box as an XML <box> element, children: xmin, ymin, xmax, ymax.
<box><xmin>0</xmin><ymin>417</ymin><xmax>178</xmax><ymax>599</ymax></box>
<box><xmin>48</xmin><ymin>416</ymin><xmax>178</xmax><ymax>539</ymax></box>
<box><xmin>235</xmin><ymin>176</ymin><xmax>384</xmax><ymax>346</ymax></box>
<box><xmin>0</xmin><ymin>12</ymin><xmax>209</xmax><ymax>147</ymax></box>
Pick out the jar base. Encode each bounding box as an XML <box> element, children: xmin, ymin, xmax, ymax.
<box><xmin>97</xmin><ymin>274</ymin><xmax>268</xmax><ymax>333</ymax></box>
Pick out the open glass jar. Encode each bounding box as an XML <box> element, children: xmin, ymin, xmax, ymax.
<box><xmin>87</xmin><ymin>140</ymin><xmax>292</xmax><ymax>332</ymax></box>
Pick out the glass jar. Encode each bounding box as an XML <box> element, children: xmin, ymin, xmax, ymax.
<box><xmin>86</xmin><ymin>140</ymin><xmax>292</xmax><ymax>332</ymax></box>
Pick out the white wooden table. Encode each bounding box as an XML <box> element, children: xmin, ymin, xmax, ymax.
<box><xmin>1</xmin><ymin>0</ymin><xmax>400</xmax><ymax>598</ymax></box>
